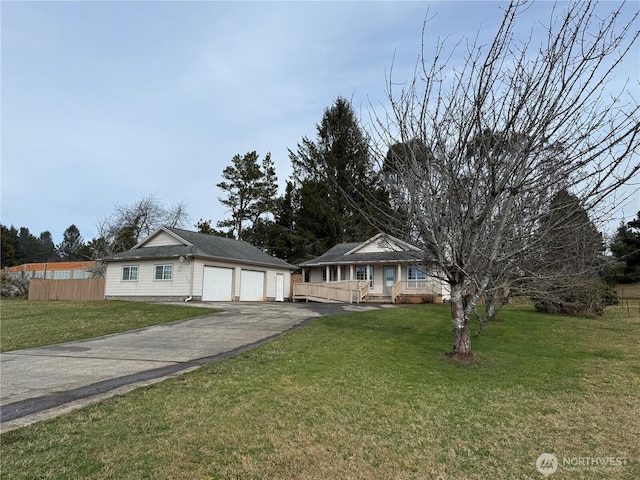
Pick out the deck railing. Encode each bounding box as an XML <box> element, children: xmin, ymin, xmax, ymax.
<box><xmin>390</xmin><ymin>280</ymin><xmax>443</xmax><ymax>303</ymax></box>
<box><xmin>294</xmin><ymin>279</ymin><xmax>442</xmax><ymax>304</ymax></box>
<box><xmin>293</xmin><ymin>280</ymin><xmax>370</xmax><ymax>304</ymax></box>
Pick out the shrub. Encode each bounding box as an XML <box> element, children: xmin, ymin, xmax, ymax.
<box><xmin>0</xmin><ymin>271</ymin><xmax>30</xmax><ymax>298</ymax></box>
<box><xmin>532</xmin><ymin>278</ymin><xmax>616</xmax><ymax>317</ymax></box>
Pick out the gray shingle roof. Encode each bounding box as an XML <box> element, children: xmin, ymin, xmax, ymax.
<box><xmin>298</xmin><ymin>236</ymin><xmax>425</xmax><ymax>267</ymax></box>
<box><xmin>102</xmin><ymin>227</ymin><xmax>297</xmax><ymax>270</ymax></box>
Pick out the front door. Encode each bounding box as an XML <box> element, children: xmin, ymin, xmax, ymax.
<box><xmin>383</xmin><ymin>266</ymin><xmax>396</xmax><ymax>295</ymax></box>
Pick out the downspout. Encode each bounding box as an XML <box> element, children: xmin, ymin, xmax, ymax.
<box><xmin>189</xmin><ymin>254</ymin><xmax>195</xmax><ymax>298</ymax></box>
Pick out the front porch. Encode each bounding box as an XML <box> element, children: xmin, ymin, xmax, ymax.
<box><xmin>293</xmin><ymin>278</ymin><xmax>445</xmax><ymax>304</ymax></box>
<box><xmin>296</xmin><ymin>234</ymin><xmax>450</xmax><ymax>304</ymax></box>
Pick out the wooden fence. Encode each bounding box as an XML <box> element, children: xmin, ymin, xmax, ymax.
<box><xmin>28</xmin><ymin>278</ymin><xmax>105</xmax><ymax>301</ymax></box>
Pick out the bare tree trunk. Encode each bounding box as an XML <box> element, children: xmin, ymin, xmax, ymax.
<box><xmin>450</xmin><ymin>284</ymin><xmax>471</xmax><ymax>356</ymax></box>
<box><xmin>476</xmin><ymin>290</ymin><xmax>498</xmax><ymax>336</ymax></box>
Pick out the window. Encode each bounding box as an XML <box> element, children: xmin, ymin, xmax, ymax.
<box><xmin>408</xmin><ymin>265</ymin><xmax>427</xmax><ymax>281</ymax></box>
<box><xmin>321</xmin><ymin>266</ymin><xmax>338</xmax><ymax>282</ymax></box>
<box><xmin>122</xmin><ymin>266</ymin><xmax>138</xmax><ymax>281</ymax></box>
<box><xmin>355</xmin><ymin>266</ymin><xmax>374</xmax><ymax>288</ymax></box>
<box><xmin>407</xmin><ymin>265</ymin><xmax>427</xmax><ymax>289</ymax></box>
<box><xmin>330</xmin><ymin>266</ymin><xmax>338</xmax><ymax>282</ymax></box>
<box><xmin>155</xmin><ymin>264</ymin><xmax>173</xmax><ymax>281</ymax></box>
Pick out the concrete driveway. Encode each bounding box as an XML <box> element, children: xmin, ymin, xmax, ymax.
<box><xmin>0</xmin><ymin>302</ymin><xmax>386</xmax><ymax>432</ymax></box>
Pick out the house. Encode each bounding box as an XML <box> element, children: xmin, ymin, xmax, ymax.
<box><xmin>294</xmin><ymin>233</ymin><xmax>450</xmax><ymax>304</ymax></box>
<box><xmin>102</xmin><ymin>227</ymin><xmax>297</xmax><ymax>302</ymax></box>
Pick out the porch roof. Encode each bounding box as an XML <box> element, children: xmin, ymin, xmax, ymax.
<box><xmin>299</xmin><ymin>242</ymin><xmax>425</xmax><ymax>267</ymax></box>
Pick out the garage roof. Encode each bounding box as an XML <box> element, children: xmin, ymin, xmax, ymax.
<box><xmin>101</xmin><ymin>227</ymin><xmax>297</xmax><ymax>270</ymax></box>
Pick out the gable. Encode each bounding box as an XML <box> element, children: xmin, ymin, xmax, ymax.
<box><xmin>299</xmin><ymin>233</ymin><xmax>426</xmax><ymax>267</ymax></box>
<box><xmin>138</xmin><ymin>230</ymin><xmax>189</xmax><ymax>248</ymax></box>
<box><xmin>346</xmin><ymin>233</ymin><xmax>419</xmax><ymax>255</ymax></box>
<box><xmin>352</xmin><ymin>237</ymin><xmax>403</xmax><ymax>254</ymax></box>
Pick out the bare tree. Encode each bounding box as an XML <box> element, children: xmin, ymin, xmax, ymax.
<box><xmin>369</xmin><ymin>1</ymin><xmax>639</xmax><ymax>356</ymax></box>
<box><xmin>88</xmin><ymin>194</ymin><xmax>190</xmax><ymax>275</ymax></box>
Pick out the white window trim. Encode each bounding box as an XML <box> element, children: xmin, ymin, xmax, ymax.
<box><xmin>122</xmin><ymin>265</ymin><xmax>139</xmax><ymax>282</ymax></box>
<box><xmin>355</xmin><ymin>265</ymin><xmax>374</xmax><ymax>288</ymax></box>
<box><xmin>407</xmin><ymin>265</ymin><xmax>427</xmax><ymax>281</ymax></box>
<box><xmin>154</xmin><ymin>264</ymin><xmax>173</xmax><ymax>281</ymax></box>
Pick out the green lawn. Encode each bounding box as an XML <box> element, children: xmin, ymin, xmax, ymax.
<box><xmin>0</xmin><ymin>298</ymin><xmax>218</xmax><ymax>352</ymax></box>
<box><xmin>1</xmin><ymin>301</ymin><xmax>638</xmax><ymax>479</ymax></box>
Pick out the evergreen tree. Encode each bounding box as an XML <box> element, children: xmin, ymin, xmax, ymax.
<box><xmin>270</xmin><ymin>181</ymin><xmax>306</xmax><ymax>263</ymax></box>
<box><xmin>529</xmin><ymin>190</ymin><xmax>609</xmax><ymax>316</ymax></box>
<box><xmin>38</xmin><ymin>231</ymin><xmax>56</xmax><ymax>262</ymax></box>
<box><xmin>57</xmin><ymin>224</ymin><xmax>85</xmax><ymax>261</ymax></box>
<box><xmin>195</xmin><ymin>219</ymin><xmax>235</xmax><ymax>238</ymax></box>
<box><xmin>535</xmin><ymin>190</ymin><xmax>604</xmax><ymax>274</ymax></box>
<box><xmin>1</xmin><ymin>225</ymin><xmax>19</xmax><ymax>268</ymax></box>
<box><xmin>216</xmin><ymin>151</ymin><xmax>278</xmax><ymax>241</ymax></box>
<box><xmin>17</xmin><ymin>227</ymin><xmax>43</xmax><ymax>264</ymax></box>
<box><xmin>289</xmin><ymin>97</ymin><xmax>384</xmax><ymax>260</ymax></box>
<box><xmin>610</xmin><ymin>212</ymin><xmax>640</xmax><ymax>283</ymax></box>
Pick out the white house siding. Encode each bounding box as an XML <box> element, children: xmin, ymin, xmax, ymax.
<box><xmin>265</xmin><ymin>269</ymin><xmax>291</xmax><ymax>301</ymax></box>
<box><xmin>308</xmin><ymin>269</ymin><xmax>322</xmax><ymax>283</ymax></box>
<box><xmin>142</xmin><ymin>231</ymin><xmax>186</xmax><ymax>247</ymax></box>
<box><xmin>356</xmin><ymin>240</ymin><xmax>401</xmax><ymax>254</ymax></box>
<box><xmin>104</xmin><ymin>259</ymin><xmax>191</xmax><ymax>300</ymax></box>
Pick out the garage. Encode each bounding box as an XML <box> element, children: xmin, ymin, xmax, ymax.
<box><xmin>202</xmin><ymin>266</ymin><xmax>233</xmax><ymax>301</ymax></box>
<box><xmin>103</xmin><ymin>227</ymin><xmax>296</xmax><ymax>302</ymax></box>
<box><xmin>240</xmin><ymin>270</ymin><xmax>264</xmax><ymax>301</ymax></box>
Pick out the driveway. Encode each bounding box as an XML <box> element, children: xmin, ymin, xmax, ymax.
<box><xmin>0</xmin><ymin>302</ymin><xmax>387</xmax><ymax>432</ymax></box>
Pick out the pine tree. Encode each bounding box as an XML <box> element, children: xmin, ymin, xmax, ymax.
<box><xmin>57</xmin><ymin>225</ymin><xmax>85</xmax><ymax>261</ymax></box>
<box><xmin>289</xmin><ymin>97</ymin><xmax>385</xmax><ymax>259</ymax></box>
<box><xmin>610</xmin><ymin>212</ymin><xmax>640</xmax><ymax>283</ymax></box>
<box><xmin>216</xmin><ymin>151</ymin><xmax>278</xmax><ymax>241</ymax></box>
<box><xmin>1</xmin><ymin>225</ymin><xmax>19</xmax><ymax>268</ymax></box>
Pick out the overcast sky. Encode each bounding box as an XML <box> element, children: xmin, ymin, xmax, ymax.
<box><xmin>2</xmin><ymin>1</ymin><xmax>638</xmax><ymax>245</ymax></box>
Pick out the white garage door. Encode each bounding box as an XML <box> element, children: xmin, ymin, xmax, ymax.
<box><xmin>202</xmin><ymin>267</ymin><xmax>233</xmax><ymax>301</ymax></box>
<box><xmin>240</xmin><ymin>270</ymin><xmax>264</xmax><ymax>301</ymax></box>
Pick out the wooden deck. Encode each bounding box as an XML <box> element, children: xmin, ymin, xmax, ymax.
<box><xmin>294</xmin><ymin>280</ymin><xmax>444</xmax><ymax>304</ymax></box>
<box><xmin>293</xmin><ymin>280</ymin><xmax>370</xmax><ymax>304</ymax></box>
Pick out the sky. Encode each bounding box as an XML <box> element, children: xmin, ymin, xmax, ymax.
<box><xmin>1</xmin><ymin>0</ymin><xmax>638</xmax><ymax>246</ymax></box>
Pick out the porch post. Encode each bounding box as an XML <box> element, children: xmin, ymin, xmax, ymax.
<box><xmin>349</xmin><ymin>265</ymin><xmax>353</xmax><ymax>280</ymax></box>
<box><xmin>325</xmin><ymin>265</ymin><xmax>330</xmax><ymax>283</ymax></box>
<box><xmin>397</xmin><ymin>264</ymin><xmax>402</xmax><ymax>284</ymax></box>
<box><xmin>338</xmin><ymin>265</ymin><xmax>341</xmax><ymax>282</ymax></box>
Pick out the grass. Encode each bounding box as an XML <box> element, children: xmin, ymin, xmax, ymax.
<box><xmin>616</xmin><ymin>282</ymin><xmax>640</xmax><ymax>319</ymax></box>
<box><xmin>0</xmin><ymin>298</ymin><xmax>218</xmax><ymax>352</ymax></box>
<box><xmin>618</xmin><ymin>282</ymin><xmax>640</xmax><ymax>301</ymax></box>
<box><xmin>1</xmin><ymin>302</ymin><xmax>638</xmax><ymax>479</ymax></box>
